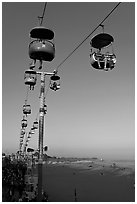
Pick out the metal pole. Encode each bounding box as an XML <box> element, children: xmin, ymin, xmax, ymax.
<box><xmin>38</xmin><ymin>72</ymin><xmax>45</xmax><ymax>201</ymax></box>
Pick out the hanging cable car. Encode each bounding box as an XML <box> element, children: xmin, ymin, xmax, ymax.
<box><xmin>23</xmin><ymin>104</ymin><xmax>31</xmax><ymax>116</ymax></box>
<box><xmin>30</xmin><ymin>127</ymin><xmax>35</xmax><ymax>134</ymax></box>
<box><xmin>29</xmin><ymin>27</ymin><xmax>55</xmax><ymax>69</ymax></box>
<box><xmin>50</xmin><ymin>75</ymin><xmax>60</xmax><ymax>91</ymax></box>
<box><xmin>20</xmin><ymin>134</ymin><xmax>24</xmax><ymax>139</ymax></box>
<box><xmin>44</xmin><ymin>104</ymin><xmax>47</xmax><ymax>114</ymax></box>
<box><xmin>27</xmin><ymin>137</ymin><xmax>30</xmax><ymax>142</ymax></box>
<box><xmin>90</xmin><ymin>32</ymin><xmax>116</xmax><ymax>71</ymax></box>
<box><xmin>33</xmin><ymin>120</ymin><xmax>38</xmax><ymax>129</ymax></box>
<box><xmin>20</xmin><ymin>142</ymin><xmax>23</xmax><ymax>146</ymax></box>
<box><xmin>25</xmin><ymin>143</ymin><xmax>28</xmax><ymax>147</ymax></box>
<box><xmin>26</xmin><ymin>138</ymin><xmax>29</xmax><ymax>143</ymax></box>
<box><xmin>28</xmin><ymin>132</ymin><xmax>31</xmax><ymax>138</ymax></box>
<box><xmin>21</xmin><ymin>129</ymin><xmax>25</xmax><ymax>135</ymax></box>
<box><xmin>24</xmin><ymin>69</ymin><xmax>37</xmax><ymax>90</ymax></box>
<box><xmin>27</xmin><ymin>135</ymin><xmax>31</xmax><ymax>139</ymax></box>
<box><xmin>21</xmin><ymin>117</ymin><xmax>27</xmax><ymax>128</ymax></box>
<box><xmin>27</xmin><ymin>147</ymin><xmax>34</xmax><ymax>153</ymax></box>
<box><xmin>44</xmin><ymin>146</ymin><xmax>48</xmax><ymax>152</ymax></box>
<box><xmin>20</xmin><ymin>138</ymin><xmax>23</xmax><ymax>143</ymax></box>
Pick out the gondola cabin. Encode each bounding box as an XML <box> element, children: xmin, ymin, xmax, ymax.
<box><xmin>25</xmin><ymin>142</ymin><xmax>28</xmax><ymax>147</ymax></box>
<box><xmin>30</xmin><ymin>127</ymin><xmax>35</xmax><ymax>134</ymax></box>
<box><xmin>50</xmin><ymin>75</ymin><xmax>60</xmax><ymax>91</ymax></box>
<box><xmin>21</xmin><ymin>118</ymin><xmax>27</xmax><ymax>128</ymax></box>
<box><xmin>29</xmin><ymin>27</ymin><xmax>55</xmax><ymax>62</ymax></box>
<box><xmin>90</xmin><ymin>33</ymin><xmax>116</xmax><ymax>71</ymax></box>
<box><xmin>44</xmin><ymin>146</ymin><xmax>48</xmax><ymax>152</ymax></box>
<box><xmin>28</xmin><ymin>134</ymin><xmax>31</xmax><ymax>139</ymax></box>
<box><xmin>26</xmin><ymin>138</ymin><xmax>29</xmax><ymax>143</ymax></box>
<box><xmin>20</xmin><ymin>142</ymin><xmax>23</xmax><ymax>146</ymax></box>
<box><xmin>21</xmin><ymin>129</ymin><xmax>25</xmax><ymax>135</ymax></box>
<box><xmin>27</xmin><ymin>138</ymin><xmax>30</xmax><ymax>143</ymax></box>
<box><xmin>24</xmin><ymin>69</ymin><xmax>37</xmax><ymax>90</ymax></box>
<box><xmin>20</xmin><ymin>135</ymin><xmax>24</xmax><ymax>139</ymax></box>
<box><xmin>23</xmin><ymin>104</ymin><xmax>31</xmax><ymax>116</ymax></box>
<box><xmin>44</xmin><ymin>104</ymin><xmax>47</xmax><ymax>114</ymax></box>
<box><xmin>33</xmin><ymin>121</ymin><xmax>38</xmax><ymax>129</ymax></box>
<box><xmin>20</xmin><ymin>139</ymin><xmax>23</xmax><ymax>143</ymax></box>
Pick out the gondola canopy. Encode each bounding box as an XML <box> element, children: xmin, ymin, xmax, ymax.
<box><xmin>30</xmin><ymin>27</ymin><xmax>54</xmax><ymax>40</ymax></box>
<box><xmin>90</xmin><ymin>33</ymin><xmax>114</xmax><ymax>49</ymax></box>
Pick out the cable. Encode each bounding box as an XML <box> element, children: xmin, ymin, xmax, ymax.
<box><xmin>54</xmin><ymin>2</ymin><xmax>121</xmax><ymax>72</ymax></box>
<box><xmin>39</xmin><ymin>2</ymin><xmax>47</xmax><ymax>26</ymax></box>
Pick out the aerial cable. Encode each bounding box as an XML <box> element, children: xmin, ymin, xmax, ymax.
<box><xmin>38</xmin><ymin>2</ymin><xmax>47</xmax><ymax>26</ymax></box>
<box><xmin>54</xmin><ymin>2</ymin><xmax>121</xmax><ymax>72</ymax></box>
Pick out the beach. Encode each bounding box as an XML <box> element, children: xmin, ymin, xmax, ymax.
<box><xmin>41</xmin><ymin>158</ymin><xmax>135</xmax><ymax>202</ymax></box>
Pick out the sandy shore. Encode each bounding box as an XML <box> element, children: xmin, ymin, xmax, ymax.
<box><xmin>41</xmin><ymin>159</ymin><xmax>135</xmax><ymax>202</ymax></box>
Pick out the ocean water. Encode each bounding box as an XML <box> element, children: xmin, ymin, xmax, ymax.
<box><xmin>111</xmin><ymin>159</ymin><xmax>135</xmax><ymax>170</ymax></box>
<box><xmin>48</xmin><ymin>158</ymin><xmax>135</xmax><ymax>172</ymax></box>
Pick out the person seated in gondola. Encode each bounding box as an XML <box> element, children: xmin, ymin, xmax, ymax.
<box><xmin>90</xmin><ymin>49</ymin><xmax>105</xmax><ymax>69</ymax></box>
<box><xmin>52</xmin><ymin>82</ymin><xmax>58</xmax><ymax>90</ymax></box>
<box><xmin>95</xmin><ymin>49</ymin><xmax>105</xmax><ymax>68</ymax></box>
<box><xmin>30</xmin><ymin>59</ymin><xmax>43</xmax><ymax>70</ymax></box>
<box><xmin>104</xmin><ymin>51</ymin><xmax>116</xmax><ymax>71</ymax></box>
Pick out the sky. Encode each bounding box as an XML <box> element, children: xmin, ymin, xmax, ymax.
<box><xmin>2</xmin><ymin>2</ymin><xmax>135</xmax><ymax>160</ymax></box>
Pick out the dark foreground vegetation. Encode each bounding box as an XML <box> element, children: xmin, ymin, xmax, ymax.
<box><xmin>2</xmin><ymin>156</ymin><xmax>27</xmax><ymax>201</ymax></box>
<box><xmin>2</xmin><ymin>156</ymin><xmax>49</xmax><ymax>202</ymax></box>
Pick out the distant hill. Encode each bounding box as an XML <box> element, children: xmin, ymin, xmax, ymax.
<box><xmin>91</xmin><ymin>157</ymin><xmax>98</xmax><ymax>160</ymax></box>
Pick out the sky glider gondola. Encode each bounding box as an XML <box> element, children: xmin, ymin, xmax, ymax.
<box><xmin>44</xmin><ymin>146</ymin><xmax>48</xmax><ymax>152</ymax></box>
<box><xmin>44</xmin><ymin>104</ymin><xmax>47</xmax><ymax>114</ymax></box>
<box><xmin>33</xmin><ymin>120</ymin><xmax>38</xmax><ymax>129</ymax></box>
<box><xmin>24</xmin><ymin>69</ymin><xmax>37</xmax><ymax>90</ymax></box>
<box><xmin>28</xmin><ymin>133</ymin><xmax>31</xmax><ymax>139</ymax></box>
<box><xmin>27</xmin><ymin>147</ymin><xmax>34</xmax><ymax>153</ymax></box>
<box><xmin>50</xmin><ymin>75</ymin><xmax>60</xmax><ymax>91</ymax></box>
<box><xmin>20</xmin><ymin>139</ymin><xmax>23</xmax><ymax>143</ymax></box>
<box><xmin>21</xmin><ymin>117</ymin><xmax>27</xmax><ymax>128</ymax></box>
<box><xmin>30</xmin><ymin>127</ymin><xmax>35</xmax><ymax>134</ymax></box>
<box><xmin>29</xmin><ymin>26</ymin><xmax>55</xmax><ymax>69</ymax></box>
<box><xmin>90</xmin><ymin>33</ymin><xmax>116</xmax><ymax>71</ymax></box>
<box><xmin>20</xmin><ymin>135</ymin><xmax>24</xmax><ymax>139</ymax></box>
<box><xmin>23</xmin><ymin>104</ymin><xmax>31</xmax><ymax>116</ymax></box>
<box><xmin>21</xmin><ymin>129</ymin><xmax>25</xmax><ymax>135</ymax></box>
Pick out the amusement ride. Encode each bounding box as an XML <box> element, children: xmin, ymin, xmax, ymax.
<box><xmin>18</xmin><ymin>2</ymin><xmax>121</xmax><ymax>201</ymax></box>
